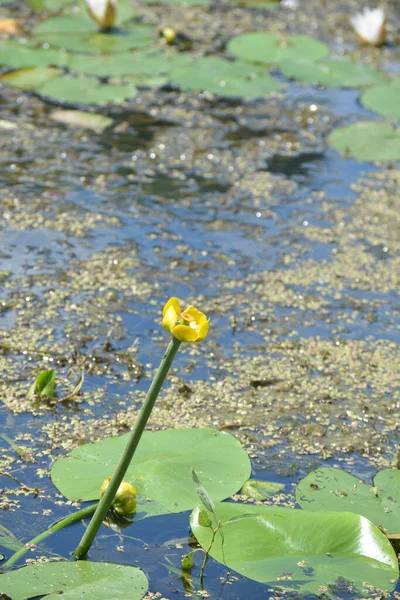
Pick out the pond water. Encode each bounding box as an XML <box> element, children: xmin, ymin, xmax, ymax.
<box><xmin>0</xmin><ymin>0</ymin><xmax>399</xmax><ymax>598</ymax></box>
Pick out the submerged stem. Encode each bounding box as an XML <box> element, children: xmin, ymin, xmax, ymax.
<box><xmin>3</xmin><ymin>504</ymin><xmax>97</xmax><ymax>569</ymax></box>
<box><xmin>74</xmin><ymin>336</ymin><xmax>181</xmax><ymax>559</ymax></box>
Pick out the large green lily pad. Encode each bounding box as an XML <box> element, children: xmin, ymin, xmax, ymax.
<box><xmin>32</xmin><ymin>15</ymin><xmax>154</xmax><ymax>53</ymax></box>
<box><xmin>227</xmin><ymin>32</ymin><xmax>328</xmax><ymax>65</ymax></box>
<box><xmin>328</xmin><ymin>121</ymin><xmax>400</xmax><ymax>162</ymax></box>
<box><xmin>361</xmin><ymin>80</ymin><xmax>400</xmax><ymax>119</ymax></box>
<box><xmin>279</xmin><ymin>57</ymin><xmax>386</xmax><ymax>89</ymax></box>
<box><xmin>51</xmin><ymin>428</ymin><xmax>251</xmax><ymax>519</ymax></box>
<box><xmin>37</xmin><ymin>74</ymin><xmax>137</xmax><ymax>105</ymax></box>
<box><xmin>0</xmin><ymin>561</ymin><xmax>148</xmax><ymax>600</ymax></box>
<box><xmin>0</xmin><ymin>40</ymin><xmax>68</xmax><ymax>69</ymax></box>
<box><xmin>191</xmin><ymin>502</ymin><xmax>399</xmax><ymax>595</ymax></box>
<box><xmin>296</xmin><ymin>467</ymin><xmax>400</xmax><ymax>534</ymax></box>
<box><xmin>169</xmin><ymin>56</ymin><xmax>281</xmax><ymax>98</ymax></box>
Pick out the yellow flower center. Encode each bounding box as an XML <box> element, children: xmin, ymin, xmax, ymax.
<box><xmin>180</xmin><ymin>311</ymin><xmax>199</xmax><ymax>330</ymax></box>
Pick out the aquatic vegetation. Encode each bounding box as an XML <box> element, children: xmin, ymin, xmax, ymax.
<box><xmin>86</xmin><ymin>0</ymin><xmax>118</xmax><ymax>30</ymax></box>
<box><xmin>191</xmin><ymin>501</ymin><xmax>399</xmax><ymax>595</ymax></box>
<box><xmin>350</xmin><ymin>7</ymin><xmax>386</xmax><ymax>47</ymax></box>
<box><xmin>0</xmin><ymin>561</ymin><xmax>148</xmax><ymax>599</ymax></box>
<box><xmin>296</xmin><ymin>467</ymin><xmax>400</xmax><ymax>533</ymax></box>
<box><xmin>328</xmin><ymin>121</ymin><xmax>400</xmax><ymax>162</ymax></box>
<box><xmin>361</xmin><ymin>79</ymin><xmax>400</xmax><ymax>119</ymax></box>
<box><xmin>100</xmin><ymin>477</ymin><xmax>137</xmax><ymax>519</ymax></box>
<box><xmin>27</xmin><ymin>369</ymin><xmax>56</xmax><ymax>399</ymax></box>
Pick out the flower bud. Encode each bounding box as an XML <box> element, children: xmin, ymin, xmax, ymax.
<box><xmin>100</xmin><ymin>476</ymin><xmax>137</xmax><ymax>519</ymax></box>
<box><xmin>86</xmin><ymin>0</ymin><xmax>118</xmax><ymax>30</ymax></box>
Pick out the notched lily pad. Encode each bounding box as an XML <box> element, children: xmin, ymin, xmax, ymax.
<box><xmin>328</xmin><ymin>120</ymin><xmax>400</xmax><ymax>162</ymax></box>
<box><xmin>227</xmin><ymin>32</ymin><xmax>328</xmax><ymax>65</ymax></box>
<box><xmin>50</xmin><ymin>428</ymin><xmax>251</xmax><ymax>519</ymax></box>
<box><xmin>361</xmin><ymin>79</ymin><xmax>400</xmax><ymax>119</ymax></box>
<box><xmin>279</xmin><ymin>57</ymin><xmax>386</xmax><ymax>89</ymax></box>
<box><xmin>191</xmin><ymin>502</ymin><xmax>399</xmax><ymax>595</ymax></box>
<box><xmin>296</xmin><ymin>467</ymin><xmax>400</xmax><ymax>533</ymax></box>
<box><xmin>0</xmin><ymin>561</ymin><xmax>148</xmax><ymax>600</ymax></box>
<box><xmin>169</xmin><ymin>56</ymin><xmax>281</xmax><ymax>98</ymax></box>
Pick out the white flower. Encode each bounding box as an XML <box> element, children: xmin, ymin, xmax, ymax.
<box><xmin>349</xmin><ymin>7</ymin><xmax>386</xmax><ymax>47</ymax></box>
<box><xmin>86</xmin><ymin>0</ymin><xmax>118</xmax><ymax>30</ymax></box>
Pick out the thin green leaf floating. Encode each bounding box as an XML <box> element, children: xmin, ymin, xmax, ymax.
<box><xmin>190</xmin><ymin>502</ymin><xmax>399</xmax><ymax>595</ymax></box>
<box><xmin>227</xmin><ymin>32</ymin><xmax>328</xmax><ymax>65</ymax></box>
<box><xmin>28</xmin><ymin>369</ymin><xmax>56</xmax><ymax>398</ymax></box>
<box><xmin>328</xmin><ymin>121</ymin><xmax>400</xmax><ymax>162</ymax></box>
<box><xmin>296</xmin><ymin>467</ymin><xmax>400</xmax><ymax>534</ymax></box>
<box><xmin>51</xmin><ymin>428</ymin><xmax>251</xmax><ymax>519</ymax></box>
<box><xmin>0</xmin><ymin>561</ymin><xmax>148</xmax><ymax>600</ymax></box>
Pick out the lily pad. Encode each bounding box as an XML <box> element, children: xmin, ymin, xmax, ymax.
<box><xmin>51</xmin><ymin>428</ymin><xmax>251</xmax><ymax>519</ymax></box>
<box><xmin>328</xmin><ymin>120</ymin><xmax>400</xmax><ymax>162</ymax></box>
<box><xmin>227</xmin><ymin>32</ymin><xmax>328</xmax><ymax>65</ymax></box>
<box><xmin>191</xmin><ymin>502</ymin><xmax>399</xmax><ymax>595</ymax></box>
<box><xmin>169</xmin><ymin>56</ymin><xmax>281</xmax><ymax>98</ymax></box>
<box><xmin>0</xmin><ymin>524</ymin><xmax>23</xmax><ymax>553</ymax></box>
<box><xmin>67</xmin><ymin>49</ymin><xmax>192</xmax><ymax>78</ymax></box>
<box><xmin>0</xmin><ymin>66</ymin><xmax>62</xmax><ymax>90</ymax></box>
<box><xmin>279</xmin><ymin>57</ymin><xmax>386</xmax><ymax>88</ymax></box>
<box><xmin>37</xmin><ymin>74</ymin><xmax>137</xmax><ymax>105</ymax></box>
<box><xmin>0</xmin><ymin>561</ymin><xmax>148</xmax><ymax>600</ymax></box>
<box><xmin>0</xmin><ymin>39</ymin><xmax>68</xmax><ymax>69</ymax></box>
<box><xmin>361</xmin><ymin>80</ymin><xmax>400</xmax><ymax>119</ymax></box>
<box><xmin>240</xmin><ymin>479</ymin><xmax>284</xmax><ymax>499</ymax></box>
<box><xmin>32</xmin><ymin>15</ymin><xmax>154</xmax><ymax>53</ymax></box>
<box><xmin>50</xmin><ymin>109</ymin><xmax>113</xmax><ymax>132</ymax></box>
<box><xmin>296</xmin><ymin>467</ymin><xmax>400</xmax><ymax>533</ymax></box>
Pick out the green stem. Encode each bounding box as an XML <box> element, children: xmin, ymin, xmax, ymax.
<box><xmin>74</xmin><ymin>336</ymin><xmax>181</xmax><ymax>559</ymax></box>
<box><xmin>3</xmin><ymin>504</ymin><xmax>97</xmax><ymax>568</ymax></box>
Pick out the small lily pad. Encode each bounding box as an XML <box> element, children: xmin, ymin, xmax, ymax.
<box><xmin>191</xmin><ymin>502</ymin><xmax>399</xmax><ymax>595</ymax></box>
<box><xmin>296</xmin><ymin>467</ymin><xmax>400</xmax><ymax>534</ymax></box>
<box><xmin>240</xmin><ymin>479</ymin><xmax>285</xmax><ymax>500</ymax></box>
<box><xmin>50</xmin><ymin>109</ymin><xmax>113</xmax><ymax>131</ymax></box>
<box><xmin>227</xmin><ymin>32</ymin><xmax>328</xmax><ymax>65</ymax></box>
<box><xmin>37</xmin><ymin>74</ymin><xmax>137</xmax><ymax>105</ymax></box>
<box><xmin>279</xmin><ymin>57</ymin><xmax>386</xmax><ymax>88</ymax></box>
<box><xmin>0</xmin><ymin>66</ymin><xmax>62</xmax><ymax>90</ymax></box>
<box><xmin>0</xmin><ymin>561</ymin><xmax>148</xmax><ymax>600</ymax></box>
<box><xmin>169</xmin><ymin>56</ymin><xmax>281</xmax><ymax>98</ymax></box>
<box><xmin>328</xmin><ymin>120</ymin><xmax>400</xmax><ymax>162</ymax></box>
<box><xmin>50</xmin><ymin>428</ymin><xmax>251</xmax><ymax>519</ymax></box>
<box><xmin>361</xmin><ymin>79</ymin><xmax>400</xmax><ymax>119</ymax></box>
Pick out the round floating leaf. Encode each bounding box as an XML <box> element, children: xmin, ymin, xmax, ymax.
<box><xmin>32</xmin><ymin>15</ymin><xmax>154</xmax><ymax>53</ymax></box>
<box><xmin>169</xmin><ymin>56</ymin><xmax>281</xmax><ymax>98</ymax></box>
<box><xmin>361</xmin><ymin>79</ymin><xmax>400</xmax><ymax>119</ymax></box>
<box><xmin>37</xmin><ymin>74</ymin><xmax>137</xmax><ymax>105</ymax></box>
<box><xmin>191</xmin><ymin>502</ymin><xmax>399</xmax><ymax>595</ymax></box>
<box><xmin>296</xmin><ymin>467</ymin><xmax>400</xmax><ymax>533</ymax></box>
<box><xmin>51</xmin><ymin>428</ymin><xmax>251</xmax><ymax>519</ymax></box>
<box><xmin>279</xmin><ymin>57</ymin><xmax>386</xmax><ymax>88</ymax></box>
<box><xmin>0</xmin><ymin>40</ymin><xmax>68</xmax><ymax>68</ymax></box>
<box><xmin>0</xmin><ymin>561</ymin><xmax>148</xmax><ymax>600</ymax></box>
<box><xmin>50</xmin><ymin>109</ymin><xmax>113</xmax><ymax>131</ymax></box>
<box><xmin>227</xmin><ymin>32</ymin><xmax>328</xmax><ymax>65</ymax></box>
<box><xmin>67</xmin><ymin>50</ymin><xmax>192</xmax><ymax>78</ymax></box>
<box><xmin>328</xmin><ymin>120</ymin><xmax>400</xmax><ymax>162</ymax></box>
<box><xmin>0</xmin><ymin>66</ymin><xmax>62</xmax><ymax>90</ymax></box>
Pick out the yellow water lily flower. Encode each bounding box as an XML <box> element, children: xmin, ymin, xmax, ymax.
<box><xmin>100</xmin><ymin>476</ymin><xmax>137</xmax><ymax>519</ymax></box>
<box><xmin>162</xmin><ymin>297</ymin><xmax>209</xmax><ymax>342</ymax></box>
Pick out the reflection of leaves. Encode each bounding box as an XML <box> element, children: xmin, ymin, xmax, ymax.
<box><xmin>28</xmin><ymin>369</ymin><xmax>56</xmax><ymax>398</ymax></box>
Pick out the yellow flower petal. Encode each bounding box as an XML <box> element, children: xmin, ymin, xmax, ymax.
<box><xmin>162</xmin><ymin>297</ymin><xmax>181</xmax><ymax>332</ymax></box>
<box><xmin>171</xmin><ymin>324</ymin><xmax>199</xmax><ymax>342</ymax></box>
